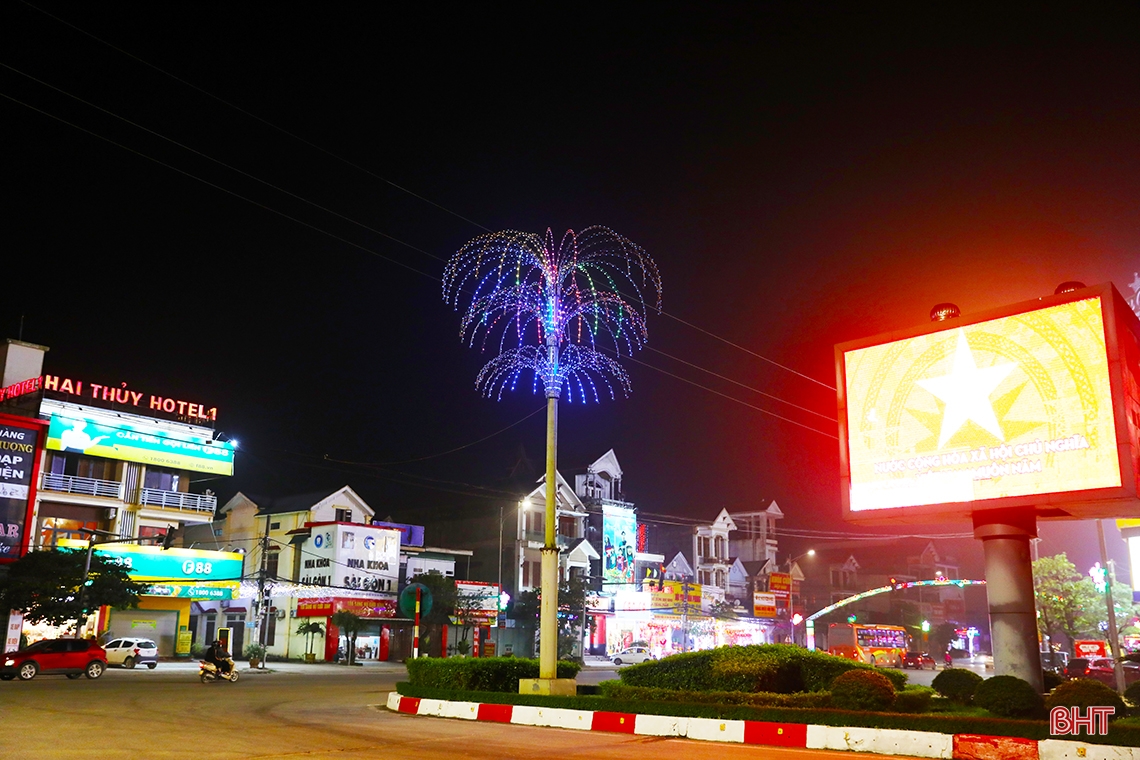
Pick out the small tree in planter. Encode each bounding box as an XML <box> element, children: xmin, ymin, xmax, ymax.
<box><xmin>244</xmin><ymin>643</ymin><xmax>267</xmax><ymax>668</ymax></box>
<box><xmin>331</xmin><ymin>610</ymin><xmax>365</xmax><ymax>665</ymax></box>
<box><xmin>297</xmin><ymin>621</ymin><xmax>324</xmax><ymax>662</ymax></box>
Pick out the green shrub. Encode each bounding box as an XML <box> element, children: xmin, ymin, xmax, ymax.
<box><xmin>830</xmin><ymin>669</ymin><xmax>896</xmax><ymax>711</ymax></box>
<box><xmin>598</xmin><ymin>681</ymin><xmax>832</xmax><ymax>709</ymax></box>
<box><xmin>972</xmin><ymin>675</ymin><xmax>1045</xmax><ymax>719</ymax></box>
<box><xmin>1124</xmin><ymin>680</ymin><xmax>1140</xmax><ymax>709</ymax></box>
<box><xmin>405</xmin><ymin>657</ymin><xmax>581</xmax><ymax>692</ymax></box>
<box><xmin>932</xmin><ymin>668</ymin><xmax>984</xmax><ymax>703</ymax></box>
<box><xmin>893</xmin><ymin>686</ymin><xmax>935</xmax><ymax>714</ymax></box>
<box><xmin>1046</xmin><ymin>678</ymin><xmax>1126</xmax><ymax>718</ymax></box>
<box><xmin>618</xmin><ymin>644</ymin><xmax>905</xmax><ymax>694</ymax></box>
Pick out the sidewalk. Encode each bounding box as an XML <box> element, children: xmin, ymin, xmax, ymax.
<box><xmin>153</xmin><ymin>659</ymin><xmax>409</xmax><ymax>675</ymax></box>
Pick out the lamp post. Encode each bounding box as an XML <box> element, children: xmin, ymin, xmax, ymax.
<box><xmin>781</xmin><ymin>550</ymin><xmax>814</xmax><ymax>645</ymax></box>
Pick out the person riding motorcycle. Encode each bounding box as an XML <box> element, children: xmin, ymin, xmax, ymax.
<box><xmin>205</xmin><ymin>640</ymin><xmax>233</xmax><ymax>676</ymax></box>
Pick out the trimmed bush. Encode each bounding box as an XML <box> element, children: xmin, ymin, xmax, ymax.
<box><xmin>932</xmin><ymin>668</ymin><xmax>984</xmax><ymax>703</ymax></box>
<box><xmin>893</xmin><ymin>686</ymin><xmax>935</xmax><ymax>714</ymax></box>
<box><xmin>1046</xmin><ymin>678</ymin><xmax>1126</xmax><ymax>718</ymax></box>
<box><xmin>1043</xmin><ymin>670</ymin><xmax>1064</xmax><ymax>692</ymax></box>
<box><xmin>1123</xmin><ymin>680</ymin><xmax>1140</xmax><ymax>709</ymax></box>
<box><xmin>830</xmin><ymin>669</ymin><xmax>896</xmax><ymax>711</ymax></box>
<box><xmin>405</xmin><ymin>656</ymin><xmax>581</xmax><ymax>692</ymax></box>
<box><xmin>618</xmin><ymin>644</ymin><xmax>906</xmax><ymax>694</ymax></box>
<box><xmin>598</xmin><ymin>681</ymin><xmax>831</xmax><ymax>709</ymax></box>
<box><xmin>973</xmin><ymin>675</ymin><xmax>1045</xmax><ymax>719</ymax></box>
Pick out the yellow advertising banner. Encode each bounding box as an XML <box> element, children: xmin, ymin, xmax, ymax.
<box><xmin>753</xmin><ymin>591</ymin><xmax>777</xmax><ymax>618</ymax></box>
<box><xmin>842</xmin><ymin>297</ymin><xmax>1121</xmax><ymax>512</ymax></box>
<box><xmin>650</xmin><ymin>580</ymin><xmax>700</xmax><ymax>613</ymax></box>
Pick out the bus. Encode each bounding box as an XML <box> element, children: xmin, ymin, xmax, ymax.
<box><xmin>827</xmin><ymin>623</ymin><xmax>908</xmax><ymax>666</ymax></box>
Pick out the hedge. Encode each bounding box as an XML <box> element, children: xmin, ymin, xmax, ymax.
<box><xmin>598</xmin><ymin>682</ymin><xmax>832</xmax><ymax>709</ymax></box>
<box><xmin>1046</xmin><ymin>678</ymin><xmax>1126</xmax><ymax>717</ymax></box>
<box><xmin>617</xmin><ymin>644</ymin><xmax>906</xmax><ymax>693</ymax></box>
<box><xmin>893</xmin><ymin>686</ymin><xmax>935</xmax><ymax>714</ymax></box>
<box><xmin>405</xmin><ymin>657</ymin><xmax>581</xmax><ymax>692</ymax></box>
<box><xmin>830</xmin><ymin>669</ymin><xmax>896</xmax><ymax>711</ymax></box>
<box><xmin>393</xmin><ymin>683</ymin><xmax>1140</xmax><ymax>746</ymax></box>
<box><xmin>972</xmin><ymin>676</ymin><xmax>1044</xmax><ymax>719</ymax></box>
<box><xmin>931</xmin><ymin>668</ymin><xmax>983</xmax><ymax>703</ymax></box>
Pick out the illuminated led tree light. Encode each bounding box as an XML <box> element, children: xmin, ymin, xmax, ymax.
<box><xmin>443</xmin><ymin>226</ymin><xmax>662</xmax><ymax>402</ymax></box>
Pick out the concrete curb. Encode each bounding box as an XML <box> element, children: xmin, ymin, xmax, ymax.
<box><xmin>384</xmin><ymin>692</ymin><xmax>1140</xmax><ymax>759</ymax></box>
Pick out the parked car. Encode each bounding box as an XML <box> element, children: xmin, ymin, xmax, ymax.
<box><xmin>1</xmin><ymin>639</ymin><xmax>107</xmax><ymax>681</ymax></box>
<box><xmin>1064</xmin><ymin>657</ymin><xmax>1091</xmax><ymax>679</ymax></box>
<box><xmin>1040</xmin><ymin>651</ymin><xmax>1069</xmax><ymax>673</ymax></box>
<box><xmin>1080</xmin><ymin>657</ymin><xmax>1140</xmax><ymax>687</ymax></box>
<box><xmin>103</xmin><ymin>637</ymin><xmax>158</xmax><ymax>669</ymax></box>
<box><xmin>901</xmin><ymin>651</ymin><xmax>937</xmax><ymax>670</ymax></box>
<box><xmin>611</xmin><ymin>647</ymin><xmax>654</xmax><ymax>666</ymax></box>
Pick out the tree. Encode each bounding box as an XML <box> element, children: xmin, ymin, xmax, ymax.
<box><xmin>410</xmin><ymin>570</ymin><xmax>458</xmax><ymax>656</ymax></box>
<box><xmin>1033</xmin><ymin>553</ymin><xmax>1100</xmax><ymax>652</ymax></box>
<box><xmin>509</xmin><ymin>575</ymin><xmax>596</xmax><ymax>660</ymax></box>
<box><xmin>330</xmin><ymin>611</ymin><xmax>364</xmax><ymax>665</ymax></box>
<box><xmin>296</xmin><ymin>621</ymin><xmax>324</xmax><ymax>657</ymax></box>
<box><xmin>452</xmin><ymin>585</ymin><xmax>496</xmax><ymax>656</ymax></box>
<box><xmin>0</xmin><ymin>548</ymin><xmax>146</xmax><ymax>629</ymax></box>
<box><xmin>928</xmin><ymin>622</ymin><xmax>959</xmax><ymax>656</ymax></box>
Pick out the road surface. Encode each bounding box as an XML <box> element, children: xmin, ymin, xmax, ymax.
<box><xmin>0</xmin><ymin>661</ymin><xmax>907</xmax><ymax>759</ymax></box>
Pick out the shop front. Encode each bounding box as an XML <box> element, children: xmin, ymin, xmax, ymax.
<box><xmin>293</xmin><ymin>596</ymin><xmax>400</xmax><ymax>662</ymax></box>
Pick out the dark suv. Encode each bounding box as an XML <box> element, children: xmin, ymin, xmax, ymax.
<box><xmin>1</xmin><ymin>639</ymin><xmax>107</xmax><ymax>681</ymax></box>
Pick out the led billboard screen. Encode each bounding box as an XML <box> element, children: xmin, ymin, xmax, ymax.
<box><xmin>602</xmin><ymin>504</ymin><xmax>637</xmax><ymax>586</ymax></box>
<box><xmin>45</xmin><ymin>406</ymin><xmax>234</xmax><ymax>476</ymax></box>
<box><xmin>838</xmin><ymin>287</ymin><xmax>1140</xmax><ymax>523</ymax></box>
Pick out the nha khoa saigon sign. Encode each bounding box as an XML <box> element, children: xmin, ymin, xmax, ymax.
<box><xmin>837</xmin><ymin>284</ymin><xmax>1140</xmax><ymax>524</ymax></box>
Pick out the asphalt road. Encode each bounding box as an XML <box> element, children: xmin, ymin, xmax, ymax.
<box><xmin>0</xmin><ymin>661</ymin><xmax>906</xmax><ymax>760</ymax></box>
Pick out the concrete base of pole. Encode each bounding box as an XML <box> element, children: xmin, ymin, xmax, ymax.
<box><xmin>973</xmin><ymin>510</ymin><xmax>1043</xmax><ymax>693</ymax></box>
<box><xmin>519</xmin><ymin>678</ymin><xmax>577</xmax><ymax>696</ymax></box>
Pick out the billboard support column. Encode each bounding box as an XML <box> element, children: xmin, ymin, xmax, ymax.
<box><xmin>973</xmin><ymin>510</ymin><xmax>1042</xmax><ymax>692</ymax></box>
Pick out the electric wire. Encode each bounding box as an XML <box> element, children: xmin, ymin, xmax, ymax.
<box><xmin>18</xmin><ymin>0</ymin><xmax>836</xmax><ymax>393</ymax></box>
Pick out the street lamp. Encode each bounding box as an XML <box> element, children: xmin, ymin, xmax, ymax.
<box><xmin>781</xmin><ymin>550</ymin><xmax>814</xmax><ymax>645</ymax></box>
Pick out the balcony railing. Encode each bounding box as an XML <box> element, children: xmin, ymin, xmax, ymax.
<box><xmin>523</xmin><ymin>531</ymin><xmax>575</xmax><ymax>547</ymax></box>
<box><xmin>139</xmin><ymin>488</ymin><xmax>217</xmax><ymax>514</ymax></box>
<box><xmin>42</xmin><ymin>473</ymin><xmax>122</xmax><ymax>499</ymax></box>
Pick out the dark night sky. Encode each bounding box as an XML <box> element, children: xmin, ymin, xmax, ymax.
<box><xmin>4</xmin><ymin>3</ymin><xmax>1140</xmax><ymax>577</ymax></box>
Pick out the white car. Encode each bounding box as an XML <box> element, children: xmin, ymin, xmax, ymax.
<box><xmin>103</xmin><ymin>637</ymin><xmax>159</xmax><ymax>669</ymax></box>
<box><xmin>611</xmin><ymin>647</ymin><xmax>655</xmax><ymax>666</ymax></box>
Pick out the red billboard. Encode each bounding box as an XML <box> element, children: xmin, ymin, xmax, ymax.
<box><xmin>0</xmin><ymin>413</ymin><xmax>47</xmax><ymax>563</ymax></box>
<box><xmin>836</xmin><ymin>284</ymin><xmax>1140</xmax><ymax>524</ymax></box>
<box><xmin>296</xmin><ymin>597</ymin><xmax>396</xmax><ymax>619</ymax></box>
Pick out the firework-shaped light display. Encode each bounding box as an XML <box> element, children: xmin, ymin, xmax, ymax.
<box><xmin>443</xmin><ymin>226</ymin><xmax>661</xmax><ymax>682</ymax></box>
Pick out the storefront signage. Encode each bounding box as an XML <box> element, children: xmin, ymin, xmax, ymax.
<box><xmin>0</xmin><ymin>376</ymin><xmax>41</xmax><ymax>403</ymax></box>
<box><xmin>57</xmin><ymin>539</ymin><xmax>243</xmax><ymax>582</ymax></box>
<box><xmin>453</xmin><ymin>581</ymin><xmax>500</xmax><ymax>626</ymax></box>
<box><xmin>371</xmin><ymin>520</ymin><xmax>424</xmax><ymax>547</ymax></box>
<box><xmin>45</xmin><ymin>406</ymin><xmax>234</xmax><ymax>476</ymax></box>
<box><xmin>300</xmin><ymin>523</ymin><xmax>399</xmax><ymax>592</ymax></box>
<box><xmin>768</xmin><ymin>572</ymin><xmax>792</xmax><ymax>598</ymax></box>
<box><xmin>753</xmin><ymin>592</ymin><xmax>777</xmax><ymax>618</ymax></box>
<box><xmin>0</xmin><ymin>414</ymin><xmax>45</xmax><ymax>563</ymax></box>
<box><xmin>146</xmin><ymin>582</ymin><xmax>237</xmax><ymax>599</ymax></box>
<box><xmin>42</xmin><ymin>375</ymin><xmax>217</xmax><ymax>421</ymax></box>
<box><xmin>295</xmin><ymin>597</ymin><xmax>396</xmax><ymax>619</ymax></box>
<box><xmin>602</xmin><ymin>504</ymin><xmax>637</xmax><ymax>586</ymax></box>
<box><xmin>649</xmin><ymin>580</ymin><xmax>701</xmax><ymax>614</ymax></box>
<box><xmin>1074</xmin><ymin>640</ymin><xmax>1108</xmax><ymax>658</ymax></box>
<box><xmin>5</xmin><ymin>610</ymin><xmax>22</xmax><ymax>652</ymax></box>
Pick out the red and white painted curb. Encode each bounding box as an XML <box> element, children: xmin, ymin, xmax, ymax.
<box><xmin>385</xmin><ymin>692</ymin><xmax>1140</xmax><ymax>759</ymax></box>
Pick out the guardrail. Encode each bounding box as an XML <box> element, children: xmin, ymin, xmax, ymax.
<box><xmin>139</xmin><ymin>487</ymin><xmax>217</xmax><ymax>513</ymax></box>
<box><xmin>42</xmin><ymin>473</ymin><xmax>122</xmax><ymax>499</ymax></box>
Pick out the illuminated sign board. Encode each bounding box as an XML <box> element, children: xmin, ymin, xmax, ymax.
<box><xmin>753</xmin><ymin>591</ymin><xmax>777</xmax><ymax>618</ymax></box>
<box><xmin>295</xmin><ymin>597</ymin><xmax>396</xmax><ymax>619</ymax></box>
<box><xmin>370</xmin><ymin>520</ymin><xmax>424</xmax><ymax>547</ymax></box>
<box><xmin>602</xmin><ymin>504</ymin><xmax>637</xmax><ymax>586</ymax></box>
<box><xmin>0</xmin><ymin>376</ymin><xmax>41</xmax><ymax>403</ymax></box>
<box><xmin>42</xmin><ymin>375</ymin><xmax>217</xmax><ymax>421</ymax></box>
<box><xmin>0</xmin><ymin>414</ymin><xmax>46</xmax><ymax>563</ymax></box>
<box><xmin>837</xmin><ymin>285</ymin><xmax>1140</xmax><ymax>524</ymax></box>
<box><xmin>45</xmin><ymin>406</ymin><xmax>234</xmax><ymax>476</ymax></box>
<box><xmin>300</xmin><ymin>523</ymin><xmax>400</xmax><ymax>593</ymax></box>
<box><xmin>58</xmin><ymin>539</ymin><xmax>244</xmax><ymax>582</ymax></box>
<box><xmin>453</xmin><ymin>580</ymin><xmax>501</xmax><ymax>626</ymax></box>
<box><xmin>768</xmin><ymin>572</ymin><xmax>792</xmax><ymax>598</ymax></box>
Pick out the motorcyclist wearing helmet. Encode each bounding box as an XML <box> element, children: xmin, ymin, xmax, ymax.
<box><xmin>205</xmin><ymin>640</ymin><xmax>233</xmax><ymax>675</ymax></box>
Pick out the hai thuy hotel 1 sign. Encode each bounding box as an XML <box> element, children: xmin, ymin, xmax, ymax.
<box><xmin>1</xmin><ymin>373</ymin><xmax>218</xmax><ymax>422</ymax></box>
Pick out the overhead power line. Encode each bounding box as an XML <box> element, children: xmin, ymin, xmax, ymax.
<box><xmin>21</xmin><ymin>0</ymin><xmax>836</xmax><ymax>394</ymax></box>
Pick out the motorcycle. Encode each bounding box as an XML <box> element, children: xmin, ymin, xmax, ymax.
<box><xmin>199</xmin><ymin>660</ymin><xmax>239</xmax><ymax>683</ymax></box>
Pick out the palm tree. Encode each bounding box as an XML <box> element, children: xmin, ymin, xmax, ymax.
<box><xmin>330</xmin><ymin>611</ymin><xmax>365</xmax><ymax>665</ymax></box>
<box><xmin>296</xmin><ymin>620</ymin><xmax>325</xmax><ymax>658</ymax></box>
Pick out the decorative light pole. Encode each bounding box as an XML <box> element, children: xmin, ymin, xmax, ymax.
<box><xmin>444</xmin><ymin>227</ymin><xmax>661</xmax><ymax>687</ymax></box>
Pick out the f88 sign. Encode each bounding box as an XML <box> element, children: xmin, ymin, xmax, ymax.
<box><xmin>837</xmin><ymin>286</ymin><xmax>1140</xmax><ymax>523</ymax></box>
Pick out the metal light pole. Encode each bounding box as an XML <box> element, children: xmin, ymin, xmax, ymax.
<box><xmin>1097</xmin><ymin>519</ymin><xmax>1126</xmax><ymax>694</ymax></box>
<box><xmin>538</xmin><ymin>349</ymin><xmax>560</xmax><ymax>681</ymax></box>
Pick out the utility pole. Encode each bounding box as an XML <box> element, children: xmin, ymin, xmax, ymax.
<box><xmin>681</xmin><ymin>577</ymin><xmax>692</xmax><ymax>653</ymax></box>
<box><xmin>256</xmin><ymin>513</ymin><xmax>272</xmax><ymax>665</ymax></box>
<box><xmin>1097</xmin><ymin>520</ymin><xmax>1126</xmax><ymax>694</ymax></box>
<box><xmin>496</xmin><ymin>503</ymin><xmax>504</xmax><ymax>657</ymax></box>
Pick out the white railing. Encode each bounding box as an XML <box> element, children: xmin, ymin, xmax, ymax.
<box><xmin>42</xmin><ymin>473</ymin><xmax>122</xmax><ymax>499</ymax></box>
<box><xmin>139</xmin><ymin>488</ymin><xmax>217</xmax><ymax>514</ymax></box>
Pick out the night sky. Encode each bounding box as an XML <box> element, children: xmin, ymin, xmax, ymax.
<box><xmin>4</xmin><ymin>4</ymin><xmax>1140</xmax><ymax>578</ymax></box>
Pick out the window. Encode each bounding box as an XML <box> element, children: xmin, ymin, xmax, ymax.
<box><xmin>144</xmin><ymin>467</ymin><xmax>181</xmax><ymax>492</ymax></box>
<box><xmin>267</xmin><ymin>610</ymin><xmax>277</xmax><ymax>646</ymax></box>
<box><xmin>335</xmin><ymin>508</ymin><xmax>352</xmax><ymax>523</ymax></box>
<box><xmin>105</xmin><ymin>639</ymin><xmax>122</xmax><ymax>649</ymax></box>
<box><xmin>266</xmin><ymin>551</ymin><xmax>280</xmax><ymax>579</ymax></box>
<box><xmin>270</xmin><ymin>522</ymin><xmax>280</xmax><ymax>530</ymax></box>
<box><xmin>558</xmin><ymin>516</ymin><xmax>577</xmax><ymax>538</ymax></box>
